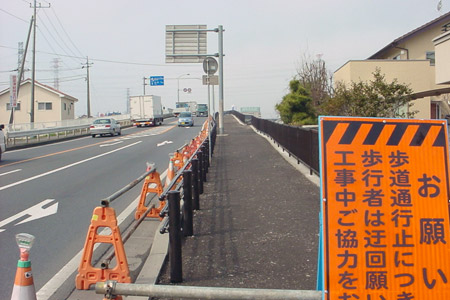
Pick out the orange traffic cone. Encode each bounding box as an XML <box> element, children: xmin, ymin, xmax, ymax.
<box><xmin>165</xmin><ymin>160</ymin><xmax>175</xmax><ymax>188</ymax></box>
<box><xmin>11</xmin><ymin>233</ymin><xmax>37</xmax><ymax>300</ymax></box>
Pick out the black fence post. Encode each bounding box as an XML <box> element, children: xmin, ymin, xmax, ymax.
<box><xmin>309</xmin><ymin>130</ymin><xmax>313</xmax><ymax>176</ymax></box>
<box><xmin>201</xmin><ymin>145</ymin><xmax>207</xmax><ymax>182</ymax></box>
<box><xmin>192</xmin><ymin>158</ymin><xmax>200</xmax><ymax>210</ymax></box>
<box><xmin>198</xmin><ymin>150</ymin><xmax>204</xmax><ymax>194</ymax></box>
<box><xmin>183</xmin><ymin>170</ymin><xmax>193</xmax><ymax>237</ymax></box>
<box><xmin>204</xmin><ymin>139</ymin><xmax>210</xmax><ymax>172</ymax></box>
<box><xmin>168</xmin><ymin>190</ymin><xmax>182</xmax><ymax>283</ymax></box>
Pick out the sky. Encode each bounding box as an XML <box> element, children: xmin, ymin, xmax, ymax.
<box><xmin>1</xmin><ymin>0</ymin><xmax>448</xmax><ymax>119</ymax></box>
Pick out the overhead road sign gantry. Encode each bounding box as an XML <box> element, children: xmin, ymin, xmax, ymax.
<box><xmin>165</xmin><ymin>25</ymin><xmax>209</xmax><ymax>63</ymax></box>
<box><xmin>165</xmin><ymin>24</ymin><xmax>225</xmax><ymax>134</ymax></box>
<box><xmin>318</xmin><ymin>116</ymin><xmax>450</xmax><ymax>299</ymax></box>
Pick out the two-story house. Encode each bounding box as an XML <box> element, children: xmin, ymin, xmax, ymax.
<box><xmin>334</xmin><ymin>11</ymin><xmax>450</xmax><ymax>119</ymax></box>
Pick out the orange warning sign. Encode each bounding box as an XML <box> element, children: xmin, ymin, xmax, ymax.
<box><xmin>319</xmin><ymin>117</ymin><xmax>450</xmax><ymax>299</ymax></box>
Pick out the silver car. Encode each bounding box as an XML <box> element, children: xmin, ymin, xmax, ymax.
<box><xmin>90</xmin><ymin>118</ymin><xmax>121</xmax><ymax>137</ymax></box>
<box><xmin>178</xmin><ymin>112</ymin><xmax>194</xmax><ymax>127</ymax></box>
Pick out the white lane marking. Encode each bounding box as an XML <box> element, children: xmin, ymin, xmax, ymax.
<box><xmin>99</xmin><ymin>141</ymin><xmax>123</xmax><ymax>147</ymax></box>
<box><xmin>0</xmin><ymin>199</ymin><xmax>58</xmax><ymax>233</ymax></box>
<box><xmin>0</xmin><ymin>141</ymin><xmax>142</xmax><ymax>192</ymax></box>
<box><xmin>36</xmin><ymin>168</ymin><xmax>168</xmax><ymax>300</ymax></box>
<box><xmin>157</xmin><ymin>140</ymin><xmax>173</xmax><ymax>147</ymax></box>
<box><xmin>0</xmin><ymin>169</ymin><xmax>21</xmax><ymax>177</ymax></box>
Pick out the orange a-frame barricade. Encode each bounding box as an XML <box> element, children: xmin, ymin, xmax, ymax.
<box><xmin>172</xmin><ymin>151</ymin><xmax>185</xmax><ymax>170</ymax></box>
<box><xmin>135</xmin><ymin>170</ymin><xmax>164</xmax><ymax>220</ymax></box>
<box><xmin>76</xmin><ymin>206</ymin><xmax>131</xmax><ymax>290</ymax></box>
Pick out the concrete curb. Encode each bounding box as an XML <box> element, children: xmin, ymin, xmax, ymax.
<box><xmin>126</xmin><ymin>221</ymin><xmax>169</xmax><ymax>300</ymax></box>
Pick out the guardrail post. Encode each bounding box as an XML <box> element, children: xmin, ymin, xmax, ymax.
<box><xmin>211</xmin><ymin>129</ymin><xmax>216</xmax><ymax>155</ymax></box>
<box><xmin>168</xmin><ymin>190</ymin><xmax>182</xmax><ymax>283</ymax></box>
<box><xmin>204</xmin><ymin>140</ymin><xmax>210</xmax><ymax>172</ymax></box>
<box><xmin>201</xmin><ymin>145</ymin><xmax>207</xmax><ymax>182</ymax></box>
<box><xmin>192</xmin><ymin>158</ymin><xmax>200</xmax><ymax>210</ymax></box>
<box><xmin>198</xmin><ymin>150</ymin><xmax>204</xmax><ymax>194</ymax></box>
<box><xmin>182</xmin><ymin>170</ymin><xmax>193</xmax><ymax>237</ymax></box>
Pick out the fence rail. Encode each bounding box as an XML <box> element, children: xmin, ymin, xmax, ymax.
<box><xmin>3</xmin><ymin>116</ymin><xmax>178</xmax><ymax>148</ymax></box>
<box><xmin>96</xmin><ymin>281</ymin><xmax>322</xmax><ymax>300</ymax></box>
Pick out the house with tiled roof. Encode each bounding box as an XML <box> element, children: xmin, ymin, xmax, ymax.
<box><xmin>334</xmin><ymin>11</ymin><xmax>450</xmax><ymax>119</ymax></box>
<box><xmin>0</xmin><ymin>79</ymin><xmax>78</xmax><ymax>124</ymax></box>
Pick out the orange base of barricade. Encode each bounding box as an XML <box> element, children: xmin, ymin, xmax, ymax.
<box><xmin>172</xmin><ymin>151</ymin><xmax>185</xmax><ymax>170</ymax></box>
<box><xmin>135</xmin><ymin>171</ymin><xmax>164</xmax><ymax>220</ymax></box>
<box><xmin>76</xmin><ymin>206</ymin><xmax>131</xmax><ymax>290</ymax></box>
<box><xmin>145</xmin><ymin>200</ymin><xmax>166</xmax><ymax>219</ymax></box>
<box><xmin>103</xmin><ymin>296</ymin><xmax>123</xmax><ymax>300</ymax></box>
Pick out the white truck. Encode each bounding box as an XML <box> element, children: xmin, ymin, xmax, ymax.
<box><xmin>130</xmin><ymin>95</ymin><xmax>164</xmax><ymax>127</ymax></box>
<box><xmin>173</xmin><ymin>101</ymin><xmax>198</xmax><ymax>117</ymax></box>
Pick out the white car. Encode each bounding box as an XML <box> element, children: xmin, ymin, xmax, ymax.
<box><xmin>90</xmin><ymin>118</ymin><xmax>121</xmax><ymax>137</ymax></box>
<box><xmin>0</xmin><ymin>124</ymin><xmax>5</xmax><ymax>162</ymax></box>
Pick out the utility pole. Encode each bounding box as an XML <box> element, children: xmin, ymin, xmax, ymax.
<box><xmin>10</xmin><ymin>16</ymin><xmax>33</xmax><ymax>125</ymax></box>
<box><xmin>82</xmin><ymin>57</ymin><xmax>93</xmax><ymax>117</ymax></box>
<box><xmin>143</xmin><ymin>77</ymin><xmax>147</xmax><ymax>95</ymax></box>
<box><xmin>53</xmin><ymin>58</ymin><xmax>60</xmax><ymax>90</ymax></box>
<box><xmin>30</xmin><ymin>0</ymin><xmax>51</xmax><ymax>124</ymax></box>
<box><xmin>218</xmin><ymin>25</ymin><xmax>224</xmax><ymax>134</ymax></box>
<box><xmin>18</xmin><ymin>42</ymin><xmax>24</xmax><ymax>80</ymax></box>
<box><xmin>126</xmin><ymin>88</ymin><xmax>130</xmax><ymax>114</ymax></box>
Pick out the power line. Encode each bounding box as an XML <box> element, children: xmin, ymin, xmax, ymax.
<box><xmin>41</xmin><ymin>8</ymin><xmax>83</xmax><ymax>61</ymax></box>
<box><xmin>36</xmin><ymin>27</ymin><xmax>82</xmax><ymax>78</ymax></box>
<box><xmin>0</xmin><ymin>8</ymin><xmax>28</xmax><ymax>23</ymax></box>
<box><xmin>50</xmin><ymin>6</ymin><xmax>85</xmax><ymax>58</ymax></box>
<box><xmin>0</xmin><ymin>45</ymin><xmax>195</xmax><ymax>67</ymax></box>
<box><xmin>37</xmin><ymin>15</ymin><xmax>83</xmax><ymax>66</ymax></box>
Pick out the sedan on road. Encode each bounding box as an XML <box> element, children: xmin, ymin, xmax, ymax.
<box><xmin>90</xmin><ymin>118</ymin><xmax>121</xmax><ymax>137</ymax></box>
<box><xmin>178</xmin><ymin>112</ymin><xmax>194</xmax><ymax>127</ymax></box>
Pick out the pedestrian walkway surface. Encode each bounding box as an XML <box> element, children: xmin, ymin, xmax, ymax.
<box><xmin>156</xmin><ymin>115</ymin><xmax>321</xmax><ymax>292</ymax></box>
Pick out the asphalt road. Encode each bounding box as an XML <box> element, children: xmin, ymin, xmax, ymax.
<box><xmin>0</xmin><ymin>117</ymin><xmax>206</xmax><ymax>299</ymax></box>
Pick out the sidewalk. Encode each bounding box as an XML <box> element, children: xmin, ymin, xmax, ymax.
<box><xmin>67</xmin><ymin>114</ymin><xmax>321</xmax><ymax>299</ymax></box>
<box><xmin>156</xmin><ymin>115</ymin><xmax>321</xmax><ymax>292</ymax></box>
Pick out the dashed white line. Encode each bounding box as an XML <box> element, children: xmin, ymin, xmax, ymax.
<box><xmin>0</xmin><ymin>169</ymin><xmax>21</xmax><ymax>177</ymax></box>
<box><xmin>0</xmin><ymin>141</ymin><xmax>142</xmax><ymax>192</ymax></box>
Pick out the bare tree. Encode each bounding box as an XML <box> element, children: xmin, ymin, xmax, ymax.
<box><xmin>296</xmin><ymin>53</ymin><xmax>333</xmax><ymax>110</ymax></box>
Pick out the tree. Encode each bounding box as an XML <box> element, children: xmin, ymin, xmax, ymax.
<box><xmin>321</xmin><ymin>69</ymin><xmax>416</xmax><ymax>118</ymax></box>
<box><xmin>275</xmin><ymin>79</ymin><xmax>317</xmax><ymax>125</ymax></box>
<box><xmin>296</xmin><ymin>54</ymin><xmax>333</xmax><ymax>110</ymax></box>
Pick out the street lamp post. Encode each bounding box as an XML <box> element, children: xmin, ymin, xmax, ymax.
<box><xmin>177</xmin><ymin>73</ymin><xmax>190</xmax><ymax>103</ymax></box>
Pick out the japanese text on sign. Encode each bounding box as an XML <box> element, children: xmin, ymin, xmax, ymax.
<box><xmin>320</xmin><ymin>117</ymin><xmax>450</xmax><ymax>300</ymax></box>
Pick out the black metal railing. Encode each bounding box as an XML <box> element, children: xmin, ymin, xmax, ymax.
<box><xmin>229</xmin><ymin>110</ymin><xmax>319</xmax><ymax>175</ymax></box>
<box><xmin>158</xmin><ymin>121</ymin><xmax>217</xmax><ymax>283</ymax></box>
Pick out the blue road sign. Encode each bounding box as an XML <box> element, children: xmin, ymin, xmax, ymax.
<box><xmin>150</xmin><ymin>76</ymin><xmax>164</xmax><ymax>86</ymax></box>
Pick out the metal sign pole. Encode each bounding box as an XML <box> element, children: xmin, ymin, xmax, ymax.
<box><xmin>218</xmin><ymin>25</ymin><xmax>224</xmax><ymax>135</ymax></box>
<box><xmin>212</xmin><ymin>85</ymin><xmax>215</xmax><ymax>115</ymax></box>
<box><xmin>207</xmin><ymin>76</ymin><xmax>212</xmax><ymax>164</ymax></box>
